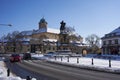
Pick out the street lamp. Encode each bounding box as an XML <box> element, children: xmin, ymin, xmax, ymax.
<box><xmin>0</xmin><ymin>24</ymin><xmax>12</xmax><ymax>27</ymax></box>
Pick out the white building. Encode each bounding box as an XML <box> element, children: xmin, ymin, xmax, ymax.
<box><xmin>101</xmin><ymin>27</ymin><xmax>120</xmax><ymax>54</ymax></box>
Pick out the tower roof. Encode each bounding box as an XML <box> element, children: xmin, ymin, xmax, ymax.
<box><xmin>39</xmin><ymin>17</ymin><xmax>47</xmax><ymax>24</ymax></box>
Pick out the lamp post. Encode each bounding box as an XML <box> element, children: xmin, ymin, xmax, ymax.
<box><xmin>0</xmin><ymin>24</ymin><xmax>12</xmax><ymax>27</ymax></box>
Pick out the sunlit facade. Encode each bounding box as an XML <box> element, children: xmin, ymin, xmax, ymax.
<box><xmin>0</xmin><ymin>18</ymin><xmax>87</xmax><ymax>54</ymax></box>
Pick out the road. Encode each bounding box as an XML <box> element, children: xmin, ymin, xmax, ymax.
<box><xmin>5</xmin><ymin>60</ymin><xmax>120</xmax><ymax>80</ymax></box>
<box><xmin>5</xmin><ymin>60</ymin><xmax>56</xmax><ymax>80</ymax></box>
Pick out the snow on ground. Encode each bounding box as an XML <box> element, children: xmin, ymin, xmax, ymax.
<box><xmin>48</xmin><ymin>56</ymin><xmax>120</xmax><ymax>73</ymax></box>
<box><xmin>50</xmin><ymin>57</ymin><xmax>120</xmax><ymax>68</ymax></box>
<box><xmin>31</xmin><ymin>54</ymin><xmax>48</xmax><ymax>60</ymax></box>
<box><xmin>0</xmin><ymin>57</ymin><xmax>26</xmax><ymax>80</ymax></box>
<box><xmin>1</xmin><ymin>54</ymin><xmax>120</xmax><ymax>80</ymax></box>
<box><xmin>31</xmin><ymin>54</ymin><xmax>44</xmax><ymax>59</ymax></box>
<box><xmin>32</xmin><ymin>54</ymin><xmax>120</xmax><ymax>73</ymax></box>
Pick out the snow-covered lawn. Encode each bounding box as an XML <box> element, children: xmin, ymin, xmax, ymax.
<box><xmin>32</xmin><ymin>54</ymin><xmax>120</xmax><ymax>68</ymax></box>
<box><xmin>47</xmin><ymin>57</ymin><xmax>120</xmax><ymax>73</ymax></box>
<box><xmin>31</xmin><ymin>54</ymin><xmax>120</xmax><ymax>73</ymax></box>
<box><xmin>49</xmin><ymin>57</ymin><xmax>120</xmax><ymax>68</ymax></box>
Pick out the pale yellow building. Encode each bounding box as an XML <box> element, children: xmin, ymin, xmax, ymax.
<box><xmin>30</xmin><ymin>18</ymin><xmax>60</xmax><ymax>53</ymax></box>
<box><xmin>0</xmin><ymin>18</ymin><xmax>87</xmax><ymax>54</ymax></box>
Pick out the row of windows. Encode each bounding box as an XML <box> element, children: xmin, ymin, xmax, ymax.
<box><xmin>105</xmin><ymin>33</ymin><xmax>116</xmax><ymax>37</ymax></box>
<box><xmin>103</xmin><ymin>39</ymin><xmax>119</xmax><ymax>45</ymax></box>
<box><xmin>47</xmin><ymin>46</ymin><xmax>56</xmax><ymax>50</ymax></box>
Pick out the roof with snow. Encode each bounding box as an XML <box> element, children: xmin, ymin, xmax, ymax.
<box><xmin>20</xmin><ymin>30</ymin><xmax>33</xmax><ymax>36</ymax></box>
<box><xmin>109</xmin><ymin>26</ymin><xmax>120</xmax><ymax>35</ymax></box>
<box><xmin>33</xmin><ymin>28</ymin><xmax>60</xmax><ymax>34</ymax></box>
<box><xmin>20</xmin><ymin>27</ymin><xmax>60</xmax><ymax>36</ymax></box>
<box><xmin>47</xmin><ymin>28</ymin><xmax>60</xmax><ymax>34</ymax></box>
<box><xmin>19</xmin><ymin>38</ymin><xmax>31</xmax><ymax>42</ymax></box>
<box><xmin>102</xmin><ymin>26</ymin><xmax>120</xmax><ymax>39</ymax></box>
<box><xmin>43</xmin><ymin>39</ymin><xmax>57</xmax><ymax>42</ymax></box>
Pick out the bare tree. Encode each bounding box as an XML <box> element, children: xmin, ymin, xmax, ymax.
<box><xmin>65</xmin><ymin>26</ymin><xmax>83</xmax><ymax>42</ymax></box>
<box><xmin>85</xmin><ymin>34</ymin><xmax>101</xmax><ymax>53</ymax></box>
<box><xmin>5</xmin><ymin>31</ymin><xmax>21</xmax><ymax>53</ymax></box>
<box><xmin>65</xmin><ymin>26</ymin><xmax>75</xmax><ymax>35</ymax></box>
<box><xmin>85</xmin><ymin>34</ymin><xmax>100</xmax><ymax>47</ymax></box>
<box><xmin>0</xmin><ymin>35</ymin><xmax>6</xmax><ymax>53</ymax></box>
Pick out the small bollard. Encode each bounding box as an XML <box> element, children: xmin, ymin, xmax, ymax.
<box><xmin>77</xmin><ymin>57</ymin><xmax>79</xmax><ymax>63</ymax></box>
<box><xmin>55</xmin><ymin>56</ymin><xmax>56</xmax><ymax>60</ymax></box>
<box><xmin>92</xmin><ymin>58</ymin><xmax>94</xmax><ymax>65</ymax></box>
<box><xmin>109</xmin><ymin>59</ymin><xmax>111</xmax><ymax>68</ymax></box>
<box><xmin>7</xmin><ymin>68</ymin><xmax>10</xmax><ymax>77</ymax></box>
<box><xmin>61</xmin><ymin>56</ymin><xmax>63</xmax><ymax>61</ymax></box>
<box><xmin>67</xmin><ymin>56</ymin><xmax>69</xmax><ymax>62</ymax></box>
<box><xmin>26</xmin><ymin>76</ymin><xmax>31</xmax><ymax>80</ymax></box>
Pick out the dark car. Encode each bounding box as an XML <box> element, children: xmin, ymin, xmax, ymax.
<box><xmin>10</xmin><ymin>54</ymin><xmax>21</xmax><ymax>62</ymax></box>
<box><xmin>23</xmin><ymin>53</ymin><xmax>31</xmax><ymax>60</ymax></box>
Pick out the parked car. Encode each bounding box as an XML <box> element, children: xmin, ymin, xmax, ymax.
<box><xmin>10</xmin><ymin>54</ymin><xmax>21</xmax><ymax>62</ymax></box>
<box><xmin>23</xmin><ymin>53</ymin><xmax>31</xmax><ymax>60</ymax></box>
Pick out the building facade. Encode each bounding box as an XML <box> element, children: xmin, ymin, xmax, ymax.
<box><xmin>101</xmin><ymin>27</ymin><xmax>120</xmax><ymax>54</ymax></box>
<box><xmin>0</xmin><ymin>18</ymin><xmax>87</xmax><ymax>54</ymax></box>
<box><xmin>30</xmin><ymin>18</ymin><xmax>60</xmax><ymax>53</ymax></box>
<box><xmin>58</xmin><ymin>21</ymin><xmax>87</xmax><ymax>54</ymax></box>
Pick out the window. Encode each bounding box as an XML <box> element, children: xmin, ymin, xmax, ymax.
<box><xmin>53</xmin><ymin>47</ymin><xmax>55</xmax><ymax>50</ymax></box>
<box><xmin>103</xmin><ymin>41</ymin><xmax>106</xmax><ymax>45</ymax></box>
<box><xmin>108</xmin><ymin>40</ymin><xmax>112</xmax><ymax>45</ymax></box>
<box><xmin>114</xmin><ymin>39</ymin><xmax>118</xmax><ymax>44</ymax></box>
<box><xmin>49</xmin><ymin>47</ymin><xmax>51</xmax><ymax>50</ymax></box>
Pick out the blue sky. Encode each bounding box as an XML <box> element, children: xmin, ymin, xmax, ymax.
<box><xmin>0</xmin><ymin>0</ymin><xmax>120</xmax><ymax>39</ymax></box>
